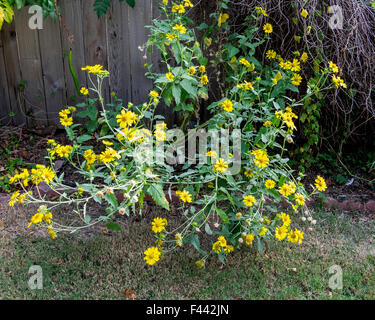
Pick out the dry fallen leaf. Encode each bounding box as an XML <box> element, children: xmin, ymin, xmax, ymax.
<box><xmin>123</xmin><ymin>289</ymin><xmax>136</xmax><ymax>300</ymax></box>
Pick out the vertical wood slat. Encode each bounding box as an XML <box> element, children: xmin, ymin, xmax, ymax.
<box><xmin>59</xmin><ymin>0</ymin><xmax>87</xmax><ymax>107</ymax></box>
<box><xmin>127</xmin><ymin>0</ymin><xmax>153</xmax><ymax>105</ymax></box>
<box><xmin>107</xmin><ymin>1</ymin><xmax>132</xmax><ymax>104</ymax></box>
<box><xmin>38</xmin><ymin>17</ymin><xmax>67</xmax><ymax>125</ymax></box>
<box><xmin>15</xmin><ymin>7</ymin><xmax>47</xmax><ymax>126</ymax></box>
<box><xmin>0</xmin><ymin>31</ymin><xmax>12</xmax><ymax>125</ymax></box>
<box><xmin>1</xmin><ymin>23</ymin><xmax>24</xmax><ymax>125</ymax></box>
<box><xmin>82</xmin><ymin>0</ymin><xmax>110</xmax><ymax>103</ymax></box>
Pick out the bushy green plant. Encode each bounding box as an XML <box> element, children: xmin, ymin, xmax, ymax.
<box><xmin>8</xmin><ymin>0</ymin><xmax>336</xmax><ymax>268</ymax></box>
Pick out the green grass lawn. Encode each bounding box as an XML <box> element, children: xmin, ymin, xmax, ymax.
<box><xmin>1</xmin><ymin>206</ymin><xmax>375</xmax><ymax>300</ymax></box>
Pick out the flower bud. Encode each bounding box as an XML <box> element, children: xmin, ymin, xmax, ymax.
<box><xmin>118</xmin><ymin>208</ymin><xmax>126</xmax><ymax>215</ymax></box>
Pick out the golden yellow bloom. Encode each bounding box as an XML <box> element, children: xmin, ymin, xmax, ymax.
<box><xmin>200</xmin><ymin>74</ymin><xmax>209</xmax><ymax>85</ymax></box>
<box><xmin>239</xmin><ymin>58</ymin><xmax>251</xmax><ymax>67</ymax></box>
<box><xmin>290</xmin><ymin>59</ymin><xmax>301</xmax><ymax>72</ymax></box>
<box><xmin>60</xmin><ymin>116</ymin><xmax>73</xmax><ymax>127</ymax></box>
<box><xmin>272</xmin><ymin>72</ymin><xmax>283</xmax><ymax>84</ymax></box>
<box><xmin>84</xmin><ymin>149</ymin><xmax>96</xmax><ymax>166</ymax></box>
<box><xmin>243</xmin><ymin>195</ymin><xmax>257</xmax><ymax>207</ymax></box>
<box><xmin>177</xmin><ymin>190</ymin><xmax>192</xmax><ymax>203</ymax></box>
<box><xmin>218</xmin><ymin>13</ymin><xmax>229</xmax><ymax>27</ymax></box>
<box><xmin>144</xmin><ymin>247</ymin><xmax>161</xmax><ymax>265</ymax></box>
<box><xmin>204</xmin><ymin>37</ymin><xmax>212</xmax><ymax>47</ymax></box>
<box><xmin>100</xmin><ymin>147</ymin><xmax>121</xmax><ymax>163</ymax></box>
<box><xmin>213</xmin><ymin>158</ymin><xmax>228</xmax><ymax>173</ymax></box>
<box><xmin>295</xmin><ymin>193</ymin><xmax>305</xmax><ymax>206</ymax></box>
<box><xmin>265</xmin><ymin>179</ymin><xmax>276</xmax><ymax>189</ymax></box>
<box><xmin>275</xmin><ymin>225</ymin><xmax>288</xmax><ymax>241</ymax></box>
<box><xmin>166</xmin><ymin>33</ymin><xmax>176</xmax><ymax>41</ymax></box>
<box><xmin>173</xmin><ymin>24</ymin><xmax>187</xmax><ymax>34</ymax></box>
<box><xmin>152</xmin><ymin>217</ymin><xmax>168</xmax><ymax>233</ymax></box>
<box><xmin>288</xmin><ymin>228</ymin><xmax>304</xmax><ymax>244</ymax></box>
<box><xmin>245</xmin><ymin>233</ymin><xmax>255</xmax><ymax>246</ymax></box>
<box><xmin>263</xmin><ymin>23</ymin><xmax>273</xmax><ymax>34</ymax></box>
<box><xmin>80</xmin><ymin>87</ymin><xmax>89</xmax><ymax>95</ymax></box>
<box><xmin>329</xmin><ymin>61</ymin><xmax>339</xmax><ymax>73</ymax></box>
<box><xmin>266</xmin><ymin>50</ymin><xmax>277</xmax><ymax>59</ymax></box>
<box><xmin>255</xmin><ymin>6</ymin><xmax>269</xmax><ymax>17</ymax></box>
<box><xmin>332</xmin><ymin>75</ymin><xmax>347</xmax><ymax>89</ymax></box>
<box><xmin>48</xmin><ymin>225</ymin><xmax>57</xmax><ymax>239</ymax></box>
<box><xmin>184</xmin><ymin>0</ymin><xmax>194</xmax><ymax>8</ymax></box>
<box><xmin>237</xmin><ymin>80</ymin><xmax>254</xmax><ymax>91</ymax></box>
<box><xmin>291</xmin><ymin>73</ymin><xmax>302</xmax><ymax>86</ymax></box>
<box><xmin>279</xmin><ymin>212</ymin><xmax>291</xmax><ymax>226</ymax></box>
<box><xmin>300</xmin><ymin>52</ymin><xmax>308</xmax><ymax>63</ymax></box>
<box><xmin>116</xmin><ymin>109</ymin><xmax>138</xmax><ymax>128</ymax></box>
<box><xmin>81</xmin><ymin>65</ymin><xmax>109</xmax><ymax>76</ymax></box>
<box><xmin>166</xmin><ymin>72</ymin><xmax>175</xmax><ymax>81</ymax></box>
<box><xmin>301</xmin><ymin>9</ymin><xmax>308</xmax><ymax>18</ymax></box>
<box><xmin>195</xmin><ymin>260</ymin><xmax>205</xmax><ymax>268</ymax></box>
<box><xmin>244</xmin><ymin>169</ymin><xmax>254</xmax><ymax>178</ymax></box>
<box><xmin>154</xmin><ymin>129</ymin><xmax>167</xmax><ymax>142</ymax></box>
<box><xmin>150</xmin><ymin>90</ymin><xmax>159</xmax><ymax>98</ymax></box>
<box><xmin>172</xmin><ymin>4</ymin><xmax>185</xmax><ymax>14</ymax></box>
<box><xmin>219</xmin><ymin>99</ymin><xmax>233</xmax><ymax>112</ymax></box>
<box><xmin>279</xmin><ymin>184</ymin><xmax>292</xmax><ymax>197</ymax></box>
<box><xmin>259</xmin><ymin>227</ymin><xmax>268</xmax><ymax>237</ymax></box>
<box><xmin>315</xmin><ymin>175</ymin><xmax>327</xmax><ymax>192</ymax></box>
<box><xmin>188</xmin><ymin>66</ymin><xmax>197</xmax><ymax>75</ymax></box>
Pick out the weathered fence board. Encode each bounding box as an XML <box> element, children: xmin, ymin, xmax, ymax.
<box><xmin>0</xmin><ymin>1</ymin><xmax>161</xmax><ymax>127</ymax></box>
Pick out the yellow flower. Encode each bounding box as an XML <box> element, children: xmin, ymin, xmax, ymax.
<box><xmin>288</xmin><ymin>228</ymin><xmax>304</xmax><ymax>244</ymax></box>
<box><xmin>44</xmin><ymin>211</ymin><xmax>53</xmax><ymax>224</ymax></box>
<box><xmin>177</xmin><ymin>190</ymin><xmax>192</xmax><ymax>203</ymax></box>
<box><xmin>300</xmin><ymin>52</ymin><xmax>308</xmax><ymax>63</ymax></box>
<box><xmin>245</xmin><ymin>233</ymin><xmax>255</xmax><ymax>246</ymax></box>
<box><xmin>266</xmin><ymin>50</ymin><xmax>277</xmax><ymax>59</ymax></box>
<box><xmin>301</xmin><ymin>9</ymin><xmax>308</xmax><ymax>18</ymax></box>
<box><xmin>315</xmin><ymin>175</ymin><xmax>327</xmax><ymax>192</ymax></box>
<box><xmin>244</xmin><ymin>169</ymin><xmax>254</xmax><ymax>178</ymax></box>
<box><xmin>255</xmin><ymin>6</ymin><xmax>269</xmax><ymax>17</ymax></box>
<box><xmin>9</xmin><ymin>191</ymin><xmax>20</xmax><ymax>207</ymax></box>
<box><xmin>275</xmin><ymin>225</ymin><xmax>288</xmax><ymax>241</ymax></box>
<box><xmin>252</xmin><ymin>149</ymin><xmax>269</xmax><ymax>169</ymax></box>
<box><xmin>295</xmin><ymin>193</ymin><xmax>305</xmax><ymax>206</ymax></box>
<box><xmin>188</xmin><ymin>66</ymin><xmax>197</xmax><ymax>75</ymax></box>
<box><xmin>259</xmin><ymin>227</ymin><xmax>268</xmax><ymax>237</ymax></box>
<box><xmin>237</xmin><ymin>81</ymin><xmax>254</xmax><ymax>91</ymax></box>
<box><xmin>291</xmin><ymin>73</ymin><xmax>302</xmax><ymax>86</ymax></box>
<box><xmin>243</xmin><ymin>195</ymin><xmax>257</xmax><ymax>207</ymax></box>
<box><xmin>184</xmin><ymin>0</ymin><xmax>194</xmax><ymax>8</ymax></box>
<box><xmin>265</xmin><ymin>179</ymin><xmax>276</xmax><ymax>189</ymax></box>
<box><xmin>162</xmin><ymin>0</ymin><xmax>168</xmax><ymax>4</ymax></box>
<box><xmin>332</xmin><ymin>75</ymin><xmax>347</xmax><ymax>89</ymax></box>
<box><xmin>329</xmin><ymin>61</ymin><xmax>339</xmax><ymax>73</ymax></box>
<box><xmin>195</xmin><ymin>260</ymin><xmax>205</xmax><ymax>268</ymax></box>
<box><xmin>204</xmin><ymin>37</ymin><xmax>212</xmax><ymax>47</ymax></box>
<box><xmin>290</xmin><ymin>59</ymin><xmax>301</xmax><ymax>72</ymax></box>
<box><xmin>81</xmin><ymin>65</ymin><xmax>109</xmax><ymax>76</ymax></box>
<box><xmin>60</xmin><ymin>116</ymin><xmax>73</xmax><ymax>127</ymax></box>
<box><xmin>27</xmin><ymin>212</ymin><xmax>44</xmax><ymax>228</ymax></box>
<box><xmin>272</xmin><ymin>72</ymin><xmax>283</xmax><ymax>85</ymax></box>
<box><xmin>166</xmin><ymin>72</ymin><xmax>175</xmax><ymax>81</ymax></box>
<box><xmin>48</xmin><ymin>226</ymin><xmax>57</xmax><ymax>239</ymax></box>
<box><xmin>213</xmin><ymin>158</ymin><xmax>228</xmax><ymax>173</ymax></box>
<box><xmin>279</xmin><ymin>183</ymin><xmax>293</xmax><ymax>197</ymax></box>
<box><xmin>152</xmin><ymin>217</ymin><xmax>168</xmax><ymax>233</ymax></box>
<box><xmin>154</xmin><ymin>129</ymin><xmax>167</xmax><ymax>142</ymax></box>
<box><xmin>218</xmin><ymin>99</ymin><xmax>233</xmax><ymax>112</ymax></box>
<box><xmin>166</xmin><ymin>33</ymin><xmax>176</xmax><ymax>41</ymax></box>
<box><xmin>173</xmin><ymin>24</ymin><xmax>187</xmax><ymax>34</ymax></box>
<box><xmin>206</xmin><ymin>150</ymin><xmax>218</xmax><ymax>159</ymax></box>
<box><xmin>172</xmin><ymin>4</ymin><xmax>185</xmax><ymax>14</ymax></box>
<box><xmin>150</xmin><ymin>90</ymin><xmax>159</xmax><ymax>98</ymax></box>
<box><xmin>200</xmin><ymin>74</ymin><xmax>209</xmax><ymax>85</ymax></box>
<box><xmin>116</xmin><ymin>109</ymin><xmax>138</xmax><ymax>128</ymax></box>
<box><xmin>263</xmin><ymin>121</ymin><xmax>272</xmax><ymax>127</ymax></box>
<box><xmin>84</xmin><ymin>149</ymin><xmax>96</xmax><ymax>166</ymax></box>
<box><xmin>144</xmin><ymin>247</ymin><xmax>161</xmax><ymax>265</ymax></box>
<box><xmin>280</xmin><ymin>60</ymin><xmax>292</xmax><ymax>70</ymax></box>
<box><xmin>100</xmin><ymin>148</ymin><xmax>121</xmax><ymax>163</ymax></box>
<box><xmin>230</xmin><ymin>56</ymin><xmax>237</xmax><ymax>63</ymax></box>
<box><xmin>279</xmin><ymin>212</ymin><xmax>291</xmax><ymax>226</ymax></box>
<box><xmin>263</xmin><ymin>23</ymin><xmax>273</xmax><ymax>34</ymax></box>
<box><xmin>80</xmin><ymin>87</ymin><xmax>89</xmax><ymax>95</ymax></box>
<box><xmin>218</xmin><ymin>13</ymin><xmax>229</xmax><ymax>27</ymax></box>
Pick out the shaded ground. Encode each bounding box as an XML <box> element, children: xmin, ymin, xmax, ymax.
<box><xmin>1</xmin><ymin>202</ymin><xmax>375</xmax><ymax>300</ymax></box>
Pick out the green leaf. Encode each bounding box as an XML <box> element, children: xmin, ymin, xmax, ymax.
<box><xmin>146</xmin><ymin>184</ymin><xmax>170</xmax><ymax>211</ymax></box>
<box><xmin>106</xmin><ymin>221</ymin><xmax>122</xmax><ymax>231</ymax></box>
<box><xmin>77</xmin><ymin>134</ymin><xmax>92</xmax><ymax>143</ymax></box>
<box><xmin>105</xmin><ymin>193</ymin><xmax>118</xmax><ymax>210</ymax></box>
<box><xmin>172</xmin><ymin>85</ymin><xmax>181</xmax><ymax>105</ymax></box>
<box><xmin>180</xmin><ymin>79</ymin><xmax>197</xmax><ymax>98</ymax></box>
<box><xmin>205</xmin><ymin>223</ymin><xmax>213</xmax><ymax>235</ymax></box>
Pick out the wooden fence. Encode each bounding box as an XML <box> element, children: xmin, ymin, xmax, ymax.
<box><xmin>0</xmin><ymin>0</ymin><xmax>170</xmax><ymax>127</ymax></box>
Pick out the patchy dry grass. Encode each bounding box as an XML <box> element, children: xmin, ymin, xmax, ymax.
<box><xmin>0</xmin><ymin>202</ymin><xmax>375</xmax><ymax>300</ymax></box>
